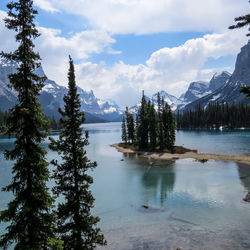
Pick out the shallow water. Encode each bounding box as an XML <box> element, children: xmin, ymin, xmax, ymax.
<box><xmin>1</xmin><ymin>123</ymin><xmax>250</xmax><ymax>249</ymax></box>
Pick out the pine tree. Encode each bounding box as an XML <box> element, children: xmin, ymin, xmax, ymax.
<box><xmin>168</xmin><ymin>105</ymin><xmax>176</xmax><ymax>152</ymax></box>
<box><xmin>137</xmin><ymin>91</ymin><xmax>149</xmax><ymax>149</ymax></box>
<box><xmin>121</xmin><ymin>116</ymin><xmax>128</xmax><ymax>144</ymax></box>
<box><xmin>125</xmin><ymin>107</ymin><xmax>135</xmax><ymax>144</ymax></box>
<box><xmin>157</xmin><ymin>93</ymin><xmax>164</xmax><ymax>150</ymax></box>
<box><xmin>49</xmin><ymin>56</ymin><xmax>106</xmax><ymax>250</ymax></box>
<box><xmin>0</xmin><ymin>1</ymin><xmax>60</xmax><ymax>249</ymax></box>
<box><xmin>148</xmin><ymin>102</ymin><xmax>157</xmax><ymax>149</ymax></box>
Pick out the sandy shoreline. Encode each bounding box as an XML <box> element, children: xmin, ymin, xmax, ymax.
<box><xmin>111</xmin><ymin>143</ymin><xmax>250</xmax><ymax>165</ymax></box>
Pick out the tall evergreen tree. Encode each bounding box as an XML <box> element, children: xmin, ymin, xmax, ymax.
<box><xmin>121</xmin><ymin>116</ymin><xmax>128</xmax><ymax>144</ymax></box>
<box><xmin>137</xmin><ymin>91</ymin><xmax>149</xmax><ymax>149</ymax></box>
<box><xmin>0</xmin><ymin>1</ymin><xmax>60</xmax><ymax>249</ymax></box>
<box><xmin>125</xmin><ymin>107</ymin><xmax>135</xmax><ymax>144</ymax></box>
<box><xmin>157</xmin><ymin>93</ymin><xmax>164</xmax><ymax>150</ymax></box>
<box><xmin>167</xmin><ymin>104</ymin><xmax>176</xmax><ymax>152</ymax></box>
<box><xmin>148</xmin><ymin>101</ymin><xmax>157</xmax><ymax>149</ymax></box>
<box><xmin>49</xmin><ymin>56</ymin><xmax>106</xmax><ymax>250</ymax></box>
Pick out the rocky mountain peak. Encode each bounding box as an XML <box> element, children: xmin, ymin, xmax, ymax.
<box><xmin>209</xmin><ymin>71</ymin><xmax>231</xmax><ymax>91</ymax></box>
<box><xmin>232</xmin><ymin>41</ymin><xmax>250</xmax><ymax>86</ymax></box>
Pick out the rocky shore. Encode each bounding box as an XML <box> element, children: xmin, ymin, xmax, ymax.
<box><xmin>111</xmin><ymin>143</ymin><xmax>250</xmax><ymax>166</ymax></box>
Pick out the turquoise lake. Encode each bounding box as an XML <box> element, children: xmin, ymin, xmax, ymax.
<box><xmin>1</xmin><ymin>123</ymin><xmax>250</xmax><ymax>249</ymax></box>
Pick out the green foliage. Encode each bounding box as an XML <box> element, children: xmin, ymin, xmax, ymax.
<box><xmin>229</xmin><ymin>0</ymin><xmax>250</xmax><ymax>37</ymax></box>
<box><xmin>49</xmin><ymin>56</ymin><xmax>106</xmax><ymax>250</ymax></box>
<box><xmin>125</xmin><ymin>107</ymin><xmax>135</xmax><ymax>143</ymax></box>
<box><xmin>121</xmin><ymin>116</ymin><xmax>128</xmax><ymax>144</ymax></box>
<box><xmin>0</xmin><ymin>0</ymin><xmax>58</xmax><ymax>249</ymax></box>
<box><xmin>148</xmin><ymin>101</ymin><xmax>157</xmax><ymax>149</ymax></box>
<box><xmin>133</xmin><ymin>91</ymin><xmax>176</xmax><ymax>151</ymax></box>
<box><xmin>177</xmin><ymin>102</ymin><xmax>250</xmax><ymax>129</ymax></box>
<box><xmin>137</xmin><ymin>91</ymin><xmax>149</xmax><ymax>149</ymax></box>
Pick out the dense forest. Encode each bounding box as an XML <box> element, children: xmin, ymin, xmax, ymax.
<box><xmin>176</xmin><ymin>103</ymin><xmax>250</xmax><ymax>129</ymax></box>
<box><xmin>0</xmin><ymin>109</ymin><xmax>62</xmax><ymax>133</ymax></box>
<box><xmin>122</xmin><ymin>92</ymin><xmax>176</xmax><ymax>151</ymax></box>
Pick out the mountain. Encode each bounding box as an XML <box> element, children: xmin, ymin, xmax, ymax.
<box><xmin>0</xmin><ymin>63</ymin><xmax>123</xmax><ymax>122</ymax></box>
<box><xmin>183</xmin><ymin>41</ymin><xmax>250</xmax><ymax>111</ymax></box>
<box><xmin>209</xmin><ymin>71</ymin><xmax>231</xmax><ymax>92</ymax></box>
<box><xmin>129</xmin><ymin>91</ymin><xmax>183</xmax><ymax>114</ymax></box>
<box><xmin>182</xmin><ymin>81</ymin><xmax>210</xmax><ymax>103</ymax></box>
<box><xmin>152</xmin><ymin>91</ymin><xmax>183</xmax><ymax>111</ymax></box>
<box><xmin>179</xmin><ymin>71</ymin><xmax>231</xmax><ymax>108</ymax></box>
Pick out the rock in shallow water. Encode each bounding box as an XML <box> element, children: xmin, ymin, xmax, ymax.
<box><xmin>243</xmin><ymin>191</ymin><xmax>250</xmax><ymax>202</ymax></box>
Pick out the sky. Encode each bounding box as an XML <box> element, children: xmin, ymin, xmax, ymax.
<box><xmin>0</xmin><ymin>0</ymin><xmax>249</xmax><ymax>107</ymax></box>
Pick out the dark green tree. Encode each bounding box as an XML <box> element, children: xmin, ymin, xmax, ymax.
<box><xmin>49</xmin><ymin>56</ymin><xmax>106</xmax><ymax>250</ymax></box>
<box><xmin>167</xmin><ymin>104</ymin><xmax>176</xmax><ymax>152</ymax></box>
<box><xmin>125</xmin><ymin>107</ymin><xmax>135</xmax><ymax>144</ymax></box>
<box><xmin>121</xmin><ymin>116</ymin><xmax>128</xmax><ymax>144</ymax></box>
<box><xmin>229</xmin><ymin>0</ymin><xmax>250</xmax><ymax>37</ymax></box>
<box><xmin>137</xmin><ymin>91</ymin><xmax>149</xmax><ymax>149</ymax></box>
<box><xmin>157</xmin><ymin>93</ymin><xmax>164</xmax><ymax>150</ymax></box>
<box><xmin>148</xmin><ymin>101</ymin><xmax>157</xmax><ymax>149</ymax></box>
<box><xmin>0</xmin><ymin>1</ymin><xmax>61</xmax><ymax>249</ymax></box>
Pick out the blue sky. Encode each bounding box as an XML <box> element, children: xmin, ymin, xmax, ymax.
<box><xmin>0</xmin><ymin>0</ymin><xmax>249</xmax><ymax>107</ymax></box>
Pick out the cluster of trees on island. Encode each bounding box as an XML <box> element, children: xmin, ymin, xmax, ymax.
<box><xmin>176</xmin><ymin>103</ymin><xmax>250</xmax><ymax>129</ymax></box>
<box><xmin>122</xmin><ymin>92</ymin><xmax>176</xmax><ymax>151</ymax></box>
<box><xmin>0</xmin><ymin>1</ymin><xmax>105</xmax><ymax>249</ymax></box>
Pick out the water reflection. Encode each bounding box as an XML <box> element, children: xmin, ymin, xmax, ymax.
<box><xmin>237</xmin><ymin>163</ymin><xmax>250</xmax><ymax>190</ymax></box>
<box><xmin>121</xmin><ymin>152</ymin><xmax>176</xmax><ymax>207</ymax></box>
<box><xmin>141</xmin><ymin>163</ymin><xmax>175</xmax><ymax>206</ymax></box>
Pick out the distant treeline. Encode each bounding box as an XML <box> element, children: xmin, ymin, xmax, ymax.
<box><xmin>176</xmin><ymin>103</ymin><xmax>250</xmax><ymax>129</ymax></box>
<box><xmin>0</xmin><ymin>109</ymin><xmax>62</xmax><ymax>133</ymax></box>
<box><xmin>122</xmin><ymin>92</ymin><xmax>176</xmax><ymax>151</ymax></box>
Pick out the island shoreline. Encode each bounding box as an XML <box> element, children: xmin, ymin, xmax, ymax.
<box><xmin>111</xmin><ymin>143</ymin><xmax>250</xmax><ymax>166</ymax></box>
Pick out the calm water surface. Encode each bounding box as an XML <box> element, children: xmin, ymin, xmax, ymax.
<box><xmin>0</xmin><ymin>123</ymin><xmax>250</xmax><ymax>249</ymax></box>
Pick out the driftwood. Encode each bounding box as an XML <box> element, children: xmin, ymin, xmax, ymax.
<box><xmin>169</xmin><ymin>212</ymin><xmax>198</xmax><ymax>226</ymax></box>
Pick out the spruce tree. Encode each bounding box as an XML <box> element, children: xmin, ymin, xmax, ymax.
<box><xmin>167</xmin><ymin>104</ymin><xmax>176</xmax><ymax>151</ymax></box>
<box><xmin>148</xmin><ymin>102</ymin><xmax>157</xmax><ymax>149</ymax></box>
<box><xmin>157</xmin><ymin>93</ymin><xmax>164</xmax><ymax>150</ymax></box>
<box><xmin>137</xmin><ymin>91</ymin><xmax>149</xmax><ymax>149</ymax></box>
<box><xmin>0</xmin><ymin>1</ymin><xmax>60</xmax><ymax>249</ymax></box>
<box><xmin>125</xmin><ymin>107</ymin><xmax>135</xmax><ymax>144</ymax></box>
<box><xmin>49</xmin><ymin>56</ymin><xmax>106</xmax><ymax>250</ymax></box>
<box><xmin>121</xmin><ymin>116</ymin><xmax>128</xmax><ymax>144</ymax></box>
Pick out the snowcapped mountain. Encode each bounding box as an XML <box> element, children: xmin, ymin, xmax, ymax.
<box><xmin>0</xmin><ymin>63</ymin><xmax>122</xmax><ymax>122</ymax></box>
<box><xmin>209</xmin><ymin>71</ymin><xmax>231</xmax><ymax>91</ymax></box>
<box><xmin>129</xmin><ymin>91</ymin><xmax>183</xmax><ymax>114</ymax></box>
<box><xmin>183</xmin><ymin>41</ymin><xmax>250</xmax><ymax>111</ymax></box>
<box><xmin>152</xmin><ymin>91</ymin><xmax>183</xmax><ymax>111</ymax></box>
<box><xmin>182</xmin><ymin>81</ymin><xmax>210</xmax><ymax>103</ymax></box>
<box><xmin>177</xmin><ymin>71</ymin><xmax>231</xmax><ymax>111</ymax></box>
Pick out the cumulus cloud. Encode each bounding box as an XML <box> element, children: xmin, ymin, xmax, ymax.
<box><xmin>36</xmin><ymin>28</ymin><xmax>117</xmax><ymax>85</ymax></box>
<box><xmin>75</xmin><ymin>29</ymin><xmax>248</xmax><ymax>106</ymax></box>
<box><xmin>0</xmin><ymin>7</ymin><xmax>249</xmax><ymax>107</ymax></box>
<box><xmin>32</xmin><ymin>0</ymin><xmax>249</xmax><ymax>34</ymax></box>
<box><xmin>34</xmin><ymin>0</ymin><xmax>59</xmax><ymax>13</ymax></box>
<box><xmin>0</xmin><ymin>11</ymin><xmax>17</xmax><ymax>53</ymax></box>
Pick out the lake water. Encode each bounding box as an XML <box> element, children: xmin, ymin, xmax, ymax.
<box><xmin>1</xmin><ymin>123</ymin><xmax>250</xmax><ymax>249</ymax></box>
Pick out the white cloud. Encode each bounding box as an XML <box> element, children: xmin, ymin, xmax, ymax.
<box><xmin>34</xmin><ymin>0</ymin><xmax>59</xmax><ymax>13</ymax></box>
<box><xmin>35</xmin><ymin>28</ymin><xmax>116</xmax><ymax>86</ymax></box>
<box><xmin>0</xmin><ymin>7</ymin><xmax>249</xmax><ymax>108</ymax></box>
<box><xmin>74</xmin><ymin>29</ymin><xmax>248</xmax><ymax>107</ymax></box>
<box><xmin>33</xmin><ymin>0</ymin><xmax>249</xmax><ymax>34</ymax></box>
<box><xmin>0</xmin><ymin>11</ymin><xmax>17</xmax><ymax>53</ymax></box>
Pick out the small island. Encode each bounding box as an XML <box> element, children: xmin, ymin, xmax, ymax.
<box><xmin>111</xmin><ymin>143</ymin><xmax>250</xmax><ymax>165</ymax></box>
<box><xmin>113</xmin><ymin>91</ymin><xmax>250</xmax><ymax>166</ymax></box>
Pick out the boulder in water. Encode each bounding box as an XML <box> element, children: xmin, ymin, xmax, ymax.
<box><xmin>243</xmin><ymin>191</ymin><xmax>250</xmax><ymax>202</ymax></box>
